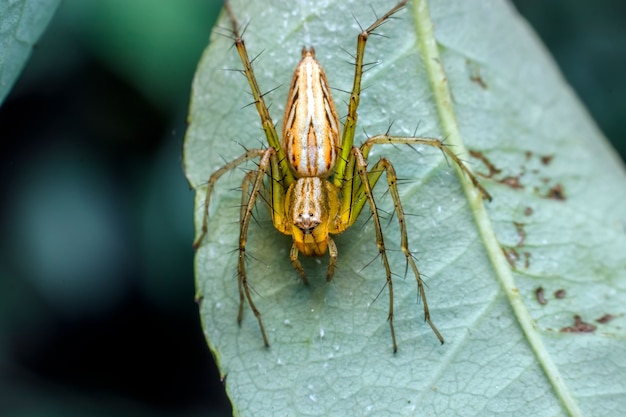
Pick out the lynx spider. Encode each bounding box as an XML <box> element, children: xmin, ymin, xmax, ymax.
<box><xmin>193</xmin><ymin>0</ymin><xmax>491</xmax><ymax>352</ymax></box>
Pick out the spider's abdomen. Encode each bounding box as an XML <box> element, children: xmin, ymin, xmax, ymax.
<box><xmin>281</xmin><ymin>47</ymin><xmax>340</xmax><ymax>178</ymax></box>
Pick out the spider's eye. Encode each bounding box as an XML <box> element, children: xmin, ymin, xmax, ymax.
<box><xmin>295</xmin><ymin>212</ymin><xmax>320</xmax><ymax>234</ymax></box>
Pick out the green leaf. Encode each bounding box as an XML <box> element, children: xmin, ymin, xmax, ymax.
<box><xmin>184</xmin><ymin>0</ymin><xmax>626</xmax><ymax>415</ymax></box>
<box><xmin>0</xmin><ymin>0</ymin><xmax>60</xmax><ymax>105</ymax></box>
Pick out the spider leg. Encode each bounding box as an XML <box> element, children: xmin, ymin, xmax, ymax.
<box><xmin>334</xmin><ymin>0</ymin><xmax>408</xmax><ymax>187</ymax></box>
<box><xmin>327</xmin><ymin>237</ymin><xmax>338</xmax><ymax>282</ymax></box>
<box><xmin>193</xmin><ymin>148</ymin><xmax>267</xmax><ymax>250</ymax></box>
<box><xmin>289</xmin><ymin>243</ymin><xmax>308</xmax><ymax>285</ymax></box>
<box><xmin>237</xmin><ymin>170</ymin><xmax>257</xmax><ymax>329</ymax></box>
<box><xmin>369</xmin><ymin>157</ymin><xmax>444</xmax><ymax>345</ymax></box>
<box><xmin>286</xmin><ymin>231</ymin><xmax>337</xmax><ymax>285</ymax></box>
<box><xmin>225</xmin><ymin>2</ymin><xmax>294</xmax><ymax>185</ymax></box>
<box><xmin>237</xmin><ymin>148</ymin><xmax>277</xmax><ymax>348</ymax></box>
<box><xmin>351</xmin><ymin>147</ymin><xmax>398</xmax><ymax>353</ymax></box>
<box><xmin>361</xmin><ymin>135</ymin><xmax>492</xmax><ymax>201</ymax></box>
<box><xmin>337</xmin><ymin>152</ymin><xmax>385</xmax><ymax>230</ymax></box>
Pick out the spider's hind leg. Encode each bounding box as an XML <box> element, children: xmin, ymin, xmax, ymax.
<box><xmin>236</xmin><ymin>148</ymin><xmax>280</xmax><ymax>348</ymax></box>
<box><xmin>193</xmin><ymin>148</ymin><xmax>267</xmax><ymax>250</ymax></box>
<box><xmin>350</xmin><ymin>147</ymin><xmax>399</xmax><ymax>352</ymax></box>
<box><xmin>370</xmin><ymin>157</ymin><xmax>445</xmax><ymax>345</ymax></box>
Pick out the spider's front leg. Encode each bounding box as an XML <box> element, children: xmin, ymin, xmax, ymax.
<box><xmin>224</xmin><ymin>2</ymin><xmax>294</xmax><ymax>185</ymax></box>
<box><xmin>287</xmin><ymin>235</ymin><xmax>338</xmax><ymax>284</ymax></box>
<box><xmin>333</xmin><ymin>0</ymin><xmax>408</xmax><ymax>187</ymax></box>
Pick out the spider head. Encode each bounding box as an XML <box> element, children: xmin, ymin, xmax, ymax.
<box><xmin>286</xmin><ymin>177</ymin><xmax>338</xmax><ymax>257</ymax></box>
<box><xmin>294</xmin><ymin>212</ymin><xmax>321</xmax><ymax>235</ymax></box>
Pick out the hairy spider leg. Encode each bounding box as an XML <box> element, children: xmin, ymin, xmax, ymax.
<box><xmin>236</xmin><ymin>148</ymin><xmax>284</xmax><ymax>347</ymax></box>
<box><xmin>225</xmin><ymin>4</ymin><xmax>295</xmax><ymax>187</ymax></box>
<box><xmin>333</xmin><ymin>0</ymin><xmax>409</xmax><ymax>186</ymax></box>
<box><xmin>360</xmin><ymin>135</ymin><xmax>493</xmax><ymax>202</ymax></box>
<box><xmin>193</xmin><ymin>148</ymin><xmax>267</xmax><ymax>250</ymax></box>
<box><xmin>327</xmin><ymin>0</ymin><xmax>492</xmax><ymax>350</ymax></box>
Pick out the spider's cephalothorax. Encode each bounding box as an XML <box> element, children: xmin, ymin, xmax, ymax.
<box><xmin>193</xmin><ymin>0</ymin><xmax>491</xmax><ymax>352</ymax></box>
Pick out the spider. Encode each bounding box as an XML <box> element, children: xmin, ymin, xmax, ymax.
<box><xmin>192</xmin><ymin>0</ymin><xmax>491</xmax><ymax>352</ymax></box>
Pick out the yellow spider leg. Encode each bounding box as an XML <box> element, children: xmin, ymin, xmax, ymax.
<box><xmin>333</xmin><ymin>0</ymin><xmax>408</xmax><ymax>187</ymax></box>
<box><xmin>237</xmin><ymin>148</ymin><xmax>277</xmax><ymax>348</ymax></box>
<box><xmin>237</xmin><ymin>170</ymin><xmax>257</xmax><ymax>330</ymax></box>
<box><xmin>351</xmin><ymin>147</ymin><xmax>398</xmax><ymax>353</ymax></box>
<box><xmin>225</xmin><ymin>3</ymin><xmax>294</xmax><ymax>186</ymax></box>
<box><xmin>289</xmin><ymin>243</ymin><xmax>307</xmax><ymax>285</ymax></box>
<box><xmin>326</xmin><ymin>237</ymin><xmax>338</xmax><ymax>282</ymax></box>
<box><xmin>292</xmin><ymin>233</ymin><xmax>338</xmax><ymax>282</ymax></box>
<box><xmin>199</xmin><ymin>146</ymin><xmax>287</xmax><ymax>347</ymax></box>
<box><xmin>268</xmin><ymin>147</ymin><xmax>290</xmax><ymax>235</ymax></box>
<box><xmin>361</xmin><ymin>135</ymin><xmax>493</xmax><ymax>201</ymax></box>
<box><xmin>369</xmin><ymin>157</ymin><xmax>444</xmax><ymax>345</ymax></box>
<box><xmin>337</xmin><ymin>158</ymin><xmax>385</xmax><ymax>230</ymax></box>
<box><xmin>339</xmin><ymin>133</ymin><xmax>491</xmax><ymax>232</ymax></box>
<box><xmin>339</xmin><ymin>134</ymin><xmax>492</xmax><ymax>349</ymax></box>
<box><xmin>193</xmin><ymin>148</ymin><xmax>267</xmax><ymax>250</ymax></box>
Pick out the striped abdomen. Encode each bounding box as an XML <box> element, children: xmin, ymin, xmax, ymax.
<box><xmin>282</xmin><ymin>47</ymin><xmax>339</xmax><ymax>178</ymax></box>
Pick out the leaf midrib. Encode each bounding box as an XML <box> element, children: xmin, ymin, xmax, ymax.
<box><xmin>411</xmin><ymin>1</ymin><xmax>582</xmax><ymax>416</ymax></box>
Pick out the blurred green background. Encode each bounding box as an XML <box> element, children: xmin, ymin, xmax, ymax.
<box><xmin>0</xmin><ymin>1</ymin><xmax>624</xmax><ymax>416</ymax></box>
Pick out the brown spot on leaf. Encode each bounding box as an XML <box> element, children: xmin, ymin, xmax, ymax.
<box><xmin>513</xmin><ymin>222</ymin><xmax>526</xmax><ymax>247</ymax></box>
<box><xmin>554</xmin><ymin>289</ymin><xmax>566</xmax><ymax>299</ymax></box>
<box><xmin>502</xmin><ymin>247</ymin><xmax>520</xmax><ymax>268</ymax></box>
<box><xmin>470</xmin><ymin>74</ymin><xmax>487</xmax><ymax>89</ymax></box>
<box><xmin>596</xmin><ymin>314</ymin><xmax>615</xmax><ymax>324</ymax></box>
<box><xmin>524</xmin><ymin>207</ymin><xmax>533</xmax><ymax>216</ymax></box>
<box><xmin>560</xmin><ymin>315</ymin><xmax>597</xmax><ymax>333</ymax></box>
<box><xmin>535</xmin><ymin>287</ymin><xmax>547</xmax><ymax>305</ymax></box>
<box><xmin>546</xmin><ymin>184</ymin><xmax>566</xmax><ymax>200</ymax></box>
<box><xmin>467</xmin><ymin>60</ymin><xmax>488</xmax><ymax>89</ymax></box>
<box><xmin>499</xmin><ymin>176</ymin><xmax>523</xmax><ymax>189</ymax></box>
<box><xmin>541</xmin><ymin>155</ymin><xmax>554</xmax><ymax>165</ymax></box>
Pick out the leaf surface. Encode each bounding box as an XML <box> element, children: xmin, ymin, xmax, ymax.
<box><xmin>184</xmin><ymin>1</ymin><xmax>626</xmax><ymax>416</ymax></box>
<box><xmin>0</xmin><ymin>0</ymin><xmax>60</xmax><ymax>104</ymax></box>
